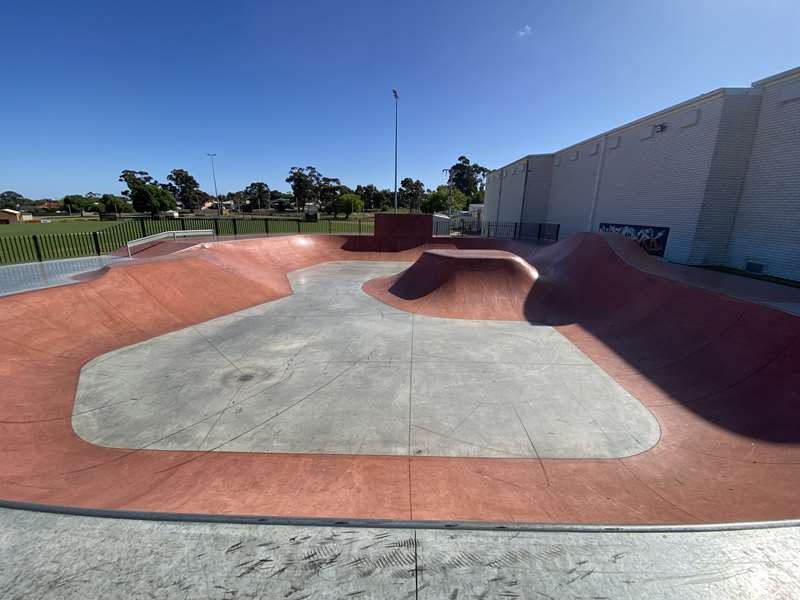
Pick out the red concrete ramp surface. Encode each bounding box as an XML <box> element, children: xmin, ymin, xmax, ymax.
<box><xmin>363</xmin><ymin>249</ymin><xmax>538</xmax><ymax>320</ymax></box>
<box><xmin>1</xmin><ymin>232</ymin><xmax>800</xmax><ymax>525</ymax></box>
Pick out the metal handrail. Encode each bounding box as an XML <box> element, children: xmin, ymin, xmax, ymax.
<box><xmin>126</xmin><ymin>229</ymin><xmax>215</xmax><ymax>258</ymax></box>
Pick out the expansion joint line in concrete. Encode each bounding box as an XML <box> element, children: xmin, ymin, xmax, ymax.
<box><xmin>153</xmin><ymin>362</ymin><xmax>361</xmax><ymax>473</ymax></box>
<box><xmin>512</xmin><ymin>405</ymin><xmax>551</xmax><ymax>487</ymax></box>
<box><xmin>191</xmin><ymin>326</ymin><xmax>246</xmax><ymax>375</ymax></box>
<box><xmin>413</xmin><ymin>529</ymin><xmax>420</xmax><ymax>599</ymax></box>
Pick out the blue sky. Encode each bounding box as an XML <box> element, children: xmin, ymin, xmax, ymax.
<box><xmin>2</xmin><ymin>0</ymin><xmax>799</xmax><ymax>199</ymax></box>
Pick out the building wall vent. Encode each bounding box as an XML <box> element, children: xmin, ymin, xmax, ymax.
<box><xmin>680</xmin><ymin>109</ymin><xmax>700</xmax><ymax>128</ymax></box>
<box><xmin>779</xmin><ymin>80</ymin><xmax>800</xmax><ymax>103</ymax></box>
<box><xmin>745</xmin><ymin>260</ymin><xmax>766</xmax><ymax>274</ymax></box>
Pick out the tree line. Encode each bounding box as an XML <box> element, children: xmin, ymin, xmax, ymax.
<box><xmin>0</xmin><ymin>155</ymin><xmax>490</xmax><ymax>218</ymax></box>
<box><xmin>284</xmin><ymin>156</ymin><xmax>489</xmax><ymax>215</ymax></box>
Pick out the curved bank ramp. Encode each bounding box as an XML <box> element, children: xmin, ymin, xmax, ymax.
<box><xmin>1</xmin><ymin>233</ymin><xmax>799</xmax><ymax>527</ymax></box>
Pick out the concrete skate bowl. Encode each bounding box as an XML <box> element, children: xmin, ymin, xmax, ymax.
<box><xmin>1</xmin><ymin>232</ymin><xmax>799</xmax><ymax>527</ymax></box>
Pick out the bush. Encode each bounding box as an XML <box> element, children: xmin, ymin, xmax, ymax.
<box><xmin>334</xmin><ymin>193</ymin><xmax>363</xmax><ymax>218</ymax></box>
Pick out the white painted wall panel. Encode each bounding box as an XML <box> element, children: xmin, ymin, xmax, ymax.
<box><xmin>545</xmin><ymin>140</ymin><xmax>602</xmax><ymax>239</ymax></box>
<box><xmin>689</xmin><ymin>93</ymin><xmax>762</xmax><ymax>264</ymax></box>
<box><xmin>592</xmin><ymin>97</ymin><xmax>725</xmax><ymax>263</ymax></box>
<box><xmin>520</xmin><ymin>155</ymin><xmax>554</xmax><ymax>223</ymax></box>
<box><xmin>483</xmin><ymin>171</ymin><xmax>501</xmax><ymax>224</ymax></box>
<box><xmin>727</xmin><ymin>75</ymin><xmax>800</xmax><ymax>279</ymax></box>
<box><xmin>495</xmin><ymin>160</ymin><xmax>527</xmax><ymax>222</ymax></box>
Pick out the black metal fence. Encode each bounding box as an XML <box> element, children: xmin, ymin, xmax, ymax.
<box><xmin>0</xmin><ymin>220</ymin><xmax>142</xmax><ymax>265</ymax></box>
<box><xmin>116</xmin><ymin>216</ymin><xmax>375</xmax><ymax>238</ymax></box>
<box><xmin>1</xmin><ymin>216</ymin><xmax>560</xmax><ymax>266</ymax></box>
<box><xmin>434</xmin><ymin>217</ymin><xmax>560</xmax><ymax>243</ymax></box>
<box><xmin>0</xmin><ymin>217</ymin><xmax>374</xmax><ymax>266</ymax></box>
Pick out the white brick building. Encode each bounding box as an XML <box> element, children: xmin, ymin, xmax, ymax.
<box><xmin>484</xmin><ymin>66</ymin><xmax>800</xmax><ymax>279</ymax></box>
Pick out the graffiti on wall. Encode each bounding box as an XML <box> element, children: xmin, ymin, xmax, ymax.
<box><xmin>598</xmin><ymin>223</ymin><xmax>670</xmax><ymax>257</ymax></box>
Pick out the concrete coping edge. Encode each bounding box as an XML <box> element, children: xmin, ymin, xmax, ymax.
<box><xmin>2</xmin><ymin>499</ymin><xmax>799</xmax><ymax>535</ymax></box>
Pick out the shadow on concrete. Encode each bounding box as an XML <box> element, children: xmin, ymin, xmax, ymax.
<box><xmin>361</xmin><ymin>231</ymin><xmax>800</xmax><ymax>443</ymax></box>
<box><xmin>520</xmin><ymin>234</ymin><xmax>800</xmax><ymax>443</ymax></box>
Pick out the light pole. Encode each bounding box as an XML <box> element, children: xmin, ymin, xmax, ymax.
<box><xmin>443</xmin><ymin>168</ymin><xmax>454</xmax><ymax>215</ymax></box>
<box><xmin>207</xmin><ymin>153</ymin><xmax>220</xmax><ymax>215</ymax></box>
<box><xmin>392</xmin><ymin>89</ymin><xmax>399</xmax><ymax>212</ymax></box>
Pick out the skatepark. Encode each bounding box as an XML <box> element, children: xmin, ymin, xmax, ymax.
<box><xmin>2</xmin><ymin>213</ymin><xmax>800</xmax><ymax>524</ymax></box>
<box><xmin>2</xmin><ymin>214</ymin><xmax>800</xmax><ymax>596</ymax></box>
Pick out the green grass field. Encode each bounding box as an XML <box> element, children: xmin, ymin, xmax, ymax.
<box><xmin>0</xmin><ymin>220</ymin><xmax>120</xmax><ymax>237</ymax></box>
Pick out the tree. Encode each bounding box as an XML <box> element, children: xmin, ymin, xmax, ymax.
<box><xmin>318</xmin><ymin>176</ymin><xmax>342</xmax><ymax>215</ymax></box>
<box><xmin>165</xmin><ymin>169</ymin><xmax>201</xmax><ymax>210</ymax></box>
<box><xmin>244</xmin><ymin>182</ymin><xmax>270</xmax><ymax>211</ymax></box>
<box><xmin>130</xmin><ymin>184</ymin><xmax>176</xmax><ymax>215</ymax></box>
<box><xmin>335</xmin><ymin>193</ymin><xmax>363</xmax><ymax>218</ymax></box>
<box><xmin>85</xmin><ymin>199</ymin><xmax>106</xmax><ymax>213</ymax></box>
<box><xmin>447</xmin><ymin>156</ymin><xmax>491</xmax><ymax>202</ymax></box>
<box><xmin>119</xmin><ymin>170</ymin><xmax>176</xmax><ymax>215</ymax></box>
<box><xmin>421</xmin><ymin>186</ymin><xmax>449</xmax><ymax>214</ymax></box>
<box><xmin>286</xmin><ymin>166</ymin><xmax>321</xmax><ymax>207</ymax></box>
<box><xmin>119</xmin><ymin>170</ymin><xmax>155</xmax><ymax>193</ymax></box>
<box><xmin>355</xmin><ymin>184</ymin><xmax>391</xmax><ymax>211</ymax></box>
<box><xmin>61</xmin><ymin>194</ymin><xmax>91</xmax><ymax>214</ymax></box>
<box><xmin>100</xmin><ymin>194</ymin><xmax>132</xmax><ymax>214</ymax></box>
<box><xmin>399</xmin><ymin>178</ymin><xmax>426</xmax><ymax>212</ymax></box>
<box><xmin>0</xmin><ymin>190</ymin><xmax>26</xmax><ymax>209</ymax></box>
<box><xmin>422</xmin><ymin>185</ymin><xmax>468</xmax><ymax>214</ymax></box>
<box><xmin>376</xmin><ymin>188</ymin><xmax>393</xmax><ymax>211</ymax></box>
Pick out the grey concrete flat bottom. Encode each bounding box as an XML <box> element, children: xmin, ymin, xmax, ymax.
<box><xmin>2</xmin><ymin>508</ymin><xmax>799</xmax><ymax>600</ymax></box>
<box><xmin>73</xmin><ymin>261</ymin><xmax>660</xmax><ymax>458</ymax></box>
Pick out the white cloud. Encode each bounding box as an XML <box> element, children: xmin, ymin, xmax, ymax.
<box><xmin>516</xmin><ymin>24</ymin><xmax>532</xmax><ymax>38</ymax></box>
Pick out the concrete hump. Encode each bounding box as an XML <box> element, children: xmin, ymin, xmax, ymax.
<box><xmin>364</xmin><ymin>249</ymin><xmax>538</xmax><ymax>321</ymax></box>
